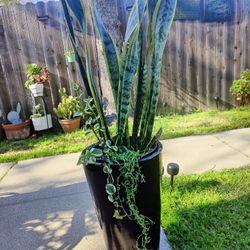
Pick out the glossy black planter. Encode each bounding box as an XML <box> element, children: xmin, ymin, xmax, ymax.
<box><xmin>83</xmin><ymin>141</ymin><xmax>163</xmax><ymax>250</ymax></box>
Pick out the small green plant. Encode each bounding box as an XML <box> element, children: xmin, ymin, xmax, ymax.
<box><xmin>30</xmin><ymin>104</ymin><xmax>45</xmax><ymax>119</ymax></box>
<box><xmin>25</xmin><ymin>64</ymin><xmax>49</xmax><ymax>89</ymax></box>
<box><xmin>64</xmin><ymin>49</ymin><xmax>74</xmax><ymax>57</ymax></box>
<box><xmin>230</xmin><ymin>69</ymin><xmax>250</xmax><ymax>105</ymax></box>
<box><xmin>54</xmin><ymin>88</ymin><xmax>82</xmax><ymax>120</ymax></box>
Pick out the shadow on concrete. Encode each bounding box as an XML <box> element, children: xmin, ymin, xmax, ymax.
<box><xmin>0</xmin><ymin>182</ymin><xmax>99</xmax><ymax>250</ymax></box>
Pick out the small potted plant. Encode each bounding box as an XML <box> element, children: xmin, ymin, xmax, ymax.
<box><xmin>64</xmin><ymin>49</ymin><xmax>76</xmax><ymax>63</ymax></box>
<box><xmin>30</xmin><ymin>104</ymin><xmax>53</xmax><ymax>131</ymax></box>
<box><xmin>25</xmin><ymin>64</ymin><xmax>49</xmax><ymax>97</ymax></box>
<box><xmin>230</xmin><ymin>69</ymin><xmax>250</xmax><ymax>105</ymax></box>
<box><xmin>2</xmin><ymin>103</ymin><xmax>30</xmax><ymax>141</ymax></box>
<box><xmin>54</xmin><ymin>88</ymin><xmax>82</xmax><ymax>133</ymax></box>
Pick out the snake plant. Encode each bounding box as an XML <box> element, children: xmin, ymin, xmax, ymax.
<box><xmin>61</xmin><ymin>0</ymin><xmax>177</xmax><ymax>150</ymax></box>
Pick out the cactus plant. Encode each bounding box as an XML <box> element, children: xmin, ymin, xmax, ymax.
<box><xmin>7</xmin><ymin>103</ymin><xmax>22</xmax><ymax>124</ymax></box>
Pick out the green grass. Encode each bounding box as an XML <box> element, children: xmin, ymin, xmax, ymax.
<box><xmin>161</xmin><ymin>167</ymin><xmax>250</xmax><ymax>250</ymax></box>
<box><xmin>0</xmin><ymin>107</ymin><xmax>249</xmax><ymax>163</ymax></box>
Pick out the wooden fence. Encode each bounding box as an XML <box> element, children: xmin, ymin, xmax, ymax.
<box><xmin>0</xmin><ymin>0</ymin><xmax>249</xmax><ymax>123</ymax></box>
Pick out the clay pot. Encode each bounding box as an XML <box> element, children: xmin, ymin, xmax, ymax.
<box><xmin>2</xmin><ymin>120</ymin><xmax>30</xmax><ymax>141</ymax></box>
<box><xmin>59</xmin><ymin>117</ymin><xmax>80</xmax><ymax>133</ymax></box>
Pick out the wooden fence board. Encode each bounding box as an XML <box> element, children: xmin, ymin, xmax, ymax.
<box><xmin>0</xmin><ymin>0</ymin><xmax>249</xmax><ymax>121</ymax></box>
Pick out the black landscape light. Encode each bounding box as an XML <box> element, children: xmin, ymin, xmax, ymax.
<box><xmin>167</xmin><ymin>163</ymin><xmax>180</xmax><ymax>191</ymax></box>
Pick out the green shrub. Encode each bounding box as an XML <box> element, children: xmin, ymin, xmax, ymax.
<box><xmin>230</xmin><ymin>69</ymin><xmax>250</xmax><ymax>105</ymax></box>
<box><xmin>54</xmin><ymin>88</ymin><xmax>82</xmax><ymax>120</ymax></box>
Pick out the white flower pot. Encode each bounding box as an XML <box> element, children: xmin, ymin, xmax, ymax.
<box><xmin>29</xmin><ymin>84</ymin><xmax>44</xmax><ymax>97</ymax></box>
<box><xmin>32</xmin><ymin>114</ymin><xmax>53</xmax><ymax>131</ymax></box>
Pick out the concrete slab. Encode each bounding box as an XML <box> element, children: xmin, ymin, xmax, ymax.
<box><xmin>162</xmin><ymin>128</ymin><xmax>250</xmax><ymax>175</ymax></box>
<box><xmin>0</xmin><ymin>153</ymin><xmax>105</xmax><ymax>250</ymax></box>
<box><xmin>0</xmin><ymin>162</ymin><xmax>14</xmax><ymax>180</ymax></box>
<box><xmin>213</xmin><ymin>128</ymin><xmax>250</xmax><ymax>157</ymax></box>
<box><xmin>1</xmin><ymin>128</ymin><xmax>249</xmax><ymax>250</ymax></box>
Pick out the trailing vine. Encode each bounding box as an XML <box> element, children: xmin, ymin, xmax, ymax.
<box><xmin>102</xmin><ymin>144</ymin><xmax>154</xmax><ymax>250</ymax></box>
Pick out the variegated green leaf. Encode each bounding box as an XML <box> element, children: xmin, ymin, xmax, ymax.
<box><xmin>92</xmin><ymin>1</ymin><xmax>120</xmax><ymax>107</ymax></box>
<box><xmin>142</xmin><ymin>0</ymin><xmax>177</xmax><ymax>145</ymax></box>
<box><xmin>61</xmin><ymin>0</ymin><xmax>91</xmax><ymax>96</ymax></box>
<box><xmin>124</xmin><ymin>0</ymin><xmax>147</xmax><ymax>42</ymax></box>
<box><xmin>116</xmin><ymin>27</ymin><xmax>140</xmax><ymax>145</ymax></box>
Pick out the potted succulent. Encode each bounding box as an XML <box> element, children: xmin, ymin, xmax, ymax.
<box><xmin>230</xmin><ymin>69</ymin><xmax>250</xmax><ymax>106</ymax></box>
<box><xmin>54</xmin><ymin>88</ymin><xmax>83</xmax><ymax>133</ymax></box>
<box><xmin>2</xmin><ymin>103</ymin><xmax>30</xmax><ymax>141</ymax></box>
<box><xmin>25</xmin><ymin>64</ymin><xmax>49</xmax><ymax>97</ymax></box>
<box><xmin>30</xmin><ymin>104</ymin><xmax>53</xmax><ymax>131</ymax></box>
<box><xmin>64</xmin><ymin>49</ymin><xmax>76</xmax><ymax>63</ymax></box>
<box><xmin>62</xmin><ymin>0</ymin><xmax>177</xmax><ymax>249</ymax></box>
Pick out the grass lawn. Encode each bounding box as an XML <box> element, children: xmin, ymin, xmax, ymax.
<box><xmin>0</xmin><ymin>107</ymin><xmax>249</xmax><ymax>163</ymax></box>
<box><xmin>161</xmin><ymin>166</ymin><xmax>250</xmax><ymax>250</ymax></box>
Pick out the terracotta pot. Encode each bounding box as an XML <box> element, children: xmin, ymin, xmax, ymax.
<box><xmin>0</xmin><ymin>124</ymin><xmax>4</xmax><ymax>140</ymax></box>
<box><xmin>2</xmin><ymin>120</ymin><xmax>30</xmax><ymax>141</ymax></box>
<box><xmin>59</xmin><ymin>117</ymin><xmax>80</xmax><ymax>133</ymax></box>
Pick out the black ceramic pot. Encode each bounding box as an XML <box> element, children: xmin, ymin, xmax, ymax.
<box><xmin>83</xmin><ymin>141</ymin><xmax>163</xmax><ymax>250</ymax></box>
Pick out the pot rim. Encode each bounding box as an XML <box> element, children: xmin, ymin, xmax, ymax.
<box><xmin>82</xmin><ymin>140</ymin><xmax>162</xmax><ymax>166</ymax></box>
<box><xmin>59</xmin><ymin>116</ymin><xmax>81</xmax><ymax>122</ymax></box>
<box><xmin>2</xmin><ymin>120</ymin><xmax>30</xmax><ymax>128</ymax></box>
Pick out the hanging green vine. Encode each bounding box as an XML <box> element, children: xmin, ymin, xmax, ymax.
<box><xmin>102</xmin><ymin>144</ymin><xmax>154</xmax><ymax>250</ymax></box>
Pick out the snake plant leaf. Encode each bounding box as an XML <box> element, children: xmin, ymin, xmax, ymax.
<box><xmin>117</xmin><ymin>27</ymin><xmax>140</xmax><ymax>145</ymax></box>
<box><xmin>124</xmin><ymin>0</ymin><xmax>147</xmax><ymax>42</ymax></box>
<box><xmin>85</xmin><ymin>42</ymin><xmax>111</xmax><ymax>141</ymax></box>
<box><xmin>153</xmin><ymin>0</ymin><xmax>177</xmax><ymax>62</ymax></box>
<box><xmin>148</xmin><ymin>0</ymin><xmax>158</xmax><ymax>20</ymax></box>
<box><xmin>64</xmin><ymin>0</ymin><xmax>85</xmax><ymax>32</ymax></box>
<box><xmin>61</xmin><ymin>0</ymin><xmax>91</xmax><ymax>96</ymax></box>
<box><xmin>92</xmin><ymin>1</ymin><xmax>120</xmax><ymax>107</ymax></box>
<box><xmin>143</xmin><ymin>0</ymin><xmax>177</xmax><ymax>145</ymax></box>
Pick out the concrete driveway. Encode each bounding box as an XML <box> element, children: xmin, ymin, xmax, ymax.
<box><xmin>0</xmin><ymin>128</ymin><xmax>249</xmax><ymax>250</ymax></box>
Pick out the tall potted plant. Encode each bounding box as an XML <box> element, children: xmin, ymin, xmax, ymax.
<box><xmin>54</xmin><ymin>88</ymin><xmax>83</xmax><ymax>133</ymax></box>
<box><xmin>62</xmin><ymin>0</ymin><xmax>177</xmax><ymax>249</ymax></box>
<box><xmin>25</xmin><ymin>64</ymin><xmax>49</xmax><ymax>97</ymax></box>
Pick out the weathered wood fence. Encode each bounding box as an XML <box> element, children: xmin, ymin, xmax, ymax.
<box><xmin>0</xmin><ymin>0</ymin><xmax>249</xmax><ymax>122</ymax></box>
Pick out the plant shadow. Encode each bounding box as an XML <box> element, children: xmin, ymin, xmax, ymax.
<box><xmin>0</xmin><ymin>182</ymin><xmax>102</xmax><ymax>250</ymax></box>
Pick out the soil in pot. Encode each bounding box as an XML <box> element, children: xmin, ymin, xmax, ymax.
<box><xmin>59</xmin><ymin>117</ymin><xmax>80</xmax><ymax>133</ymax></box>
<box><xmin>2</xmin><ymin>120</ymin><xmax>30</xmax><ymax>141</ymax></box>
<box><xmin>83</xmin><ymin>142</ymin><xmax>163</xmax><ymax>250</ymax></box>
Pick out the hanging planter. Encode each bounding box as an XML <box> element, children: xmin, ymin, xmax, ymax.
<box><xmin>64</xmin><ymin>49</ymin><xmax>76</xmax><ymax>63</ymax></box>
